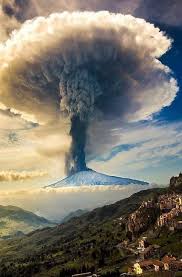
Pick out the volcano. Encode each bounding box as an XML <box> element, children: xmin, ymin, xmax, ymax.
<box><xmin>45</xmin><ymin>170</ymin><xmax>149</xmax><ymax>188</ymax></box>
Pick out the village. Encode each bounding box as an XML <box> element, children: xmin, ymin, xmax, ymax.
<box><xmin>122</xmin><ymin>192</ymin><xmax>182</xmax><ymax>276</ymax></box>
<box><xmin>67</xmin><ymin>174</ymin><xmax>182</xmax><ymax>277</ymax></box>
<box><xmin>71</xmin><ymin>191</ymin><xmax>182</xmax><ymax>277</ymax></box>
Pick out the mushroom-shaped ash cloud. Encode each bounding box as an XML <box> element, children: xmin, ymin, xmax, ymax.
<box><xmin>0</xmin><ymin>12</ymin><xmax>178</xmax><ymax>175</ymax></box>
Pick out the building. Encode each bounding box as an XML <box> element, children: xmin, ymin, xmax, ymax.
<box><xmin>157</xmin><ymin>195</ymin><xmax>182</xmax><ymax>228</ymax></box>
<box><xmin>138</xmin><ymin>239</ymin><xmax>145</xmax><ymax>251</ymax></box>
<box><xmin>139</xmin><ymin>260</ymin><xmax>164</xmax><ymax>272</ymax></box>
<box><xmin>162</xmin><ymin>256</ymin><xmax>182</xmax><ymax>272</ymax></box>
<box><xmin>170</xmin><ymin>173</ymin><xmax>182</xmax><ymax>190</ymax></box>
<box><xmin>138</xmin><ymin>237</ymin><xmax>149</xmax><ymax>252</ymax></box>
<box><xmin>164</xmin><ymin>262</ymin><xmax>170</xmax><ymax>271</ymax></box>
<box><xmin>133</xmin><ymin>263</ymin><xmax>143</xmax><ymax>275</ymax></box>
<box><xmin>139</xmin><ymin>244</ymin><xmax>160</xmax><ymax>260</ymax></box>
<box><xmin>154</xmin><ymin>264</ymin><xmax>159</xmax><ymax>272</ymax></box>
<box><xmin>158</xmin><ymin>193</ymin><xmax>182</xmax><ymax>212</ymax></box>
<box><xmin>130</xmin><ymin>260</ymin><xmax>164</xmax><ymax>275</ymax></box>
<box><xmin>176</xmin><ymin>196</ymin><xmax>182</xmax><ymax>209</ymax></box>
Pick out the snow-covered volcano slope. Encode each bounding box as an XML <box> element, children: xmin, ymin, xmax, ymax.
<box><xmin>46</xmin><ymin>170</ymin><xmax>149</xmax><ymax>188</ymax></box>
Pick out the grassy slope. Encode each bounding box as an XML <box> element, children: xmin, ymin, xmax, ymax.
<box><xmin>61</xmin><ymin>209</ymin><xmax>88</xmax><ymax>223</ymax></box>
<box><xmin>0</xmin><ymin>187</ymin><xmax>171</xmax><ymax>277</ymax></box>
<box><xmin>0</xmin><ymin>205</ymin><xmax>55</xmax><ymax>237</ymax></box>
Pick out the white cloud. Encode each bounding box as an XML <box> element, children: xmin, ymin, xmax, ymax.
<box><xmin>0</xmin><ymin>111</ymin><xmax>181</xmax><ymax>185</ymax></box>
<box><xmin>0</xmin><ymin>116</ymin><xmax>70</xmax><ymax>183</ymax></box>
<box><xmin>0</xmin><ymin>9</ymin><xmax>180</xmax><ymax>187</ymax></box>
<box><xmin>0</xmin><ymin>12</ymin><xmax>177</xmax><ymax>124</ymax></box>
<box><xmin>0</xmin><ymin>184</ymin><xmax>151</xmax><ymax>220</ymax></box>
<box><xmin>89</xmin><ymin>121</ymin><xmax>182</xmax><ymax>183</ymax></box>
<box><xmin>0</xmin><ymin>11</ymin><xmax>178</xmax><ymax>182</ymax></box>
<box><xmin>0</xmin><ymin>170</ymin><xmax>47</xmax><ymax>181</ymax></box>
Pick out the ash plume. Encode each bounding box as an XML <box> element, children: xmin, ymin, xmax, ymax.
<box><xmin>0</xmin><ymin>12</ymin><xmax>178</xmax><ymax>175</ymax></box>
<box><xmin>65</xmin><ymin>116</ymin><xmax>88</xmax><ymax>175</ymax></box>
<box><xmin>0</xmin><ymin>0</ymin><xmax>138</xmax><ymax>43</ymax></box>
<box><xmin>1</xmin><ymin>0</ymin><xmax>137</xmax><ymax>19</ymax></box>
<box><xmin>1</xmin><ymin>0</ymin><xmax>31</xmax><ymax>21</ymax></box>
<box><xmin>0</xmin><ymin>0</ymin><xmax>33</xmax><ymax>42</ymax></box>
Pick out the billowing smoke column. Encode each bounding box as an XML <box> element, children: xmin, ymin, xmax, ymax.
<box><xmin>65</xmin><ymin>116</ymin><xmax>88</xmax><ymax>175</ymax></box>
<box><xmin>0</xmin><ymin>12</ymin><xmax>178</xmax><ymax>175</ymax></box>
<box><xmin>60</xmin><ymin>68</ymin><xmax>102</xmax><ymax>174</ymax></box>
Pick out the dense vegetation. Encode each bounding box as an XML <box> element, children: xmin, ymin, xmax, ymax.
<box><xmin>0</xmin><ymin>188</ymin><xmax>163</xmax><ymax>276</ymax></box>
<box><xmin>0</xmin><ymin>187</ymin><xmax>180</xmax><ymax>277</ymax></box>
<box><xmin>0</xmin><ymin>205</ymin><xmax>54</xmax><ymax>238</ymax></box>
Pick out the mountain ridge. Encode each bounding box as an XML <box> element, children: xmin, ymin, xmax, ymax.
<box><xmin>0</xmin><ymin>173</ymin><xmax>180</xmax><ymax>276</ymax></box>
<box><xmin>61</xmin><ymin>209</ymin><xmax>88</xmax><ymax>223</ymax></box>
<box><xmin>0</xmin><ymin>205</ymin><xmax>55</xmax><ymax>238</ymax></box>
<box><xmin>46</xmin><ymin>170</ymin><xmax>149</xmax><ymax>188</ymax></box>
<box><xmin>0</xmin><ymin>187</ymin><xmax>170</xmax><ymax>277</ymax></box>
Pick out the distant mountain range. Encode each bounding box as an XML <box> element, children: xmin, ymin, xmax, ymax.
<box><xmin>61</xmin><ymin>209</ymin><xmax>88</xmax><ymax>223</ymax></box>
<box><xmin>0</xmin><ymin>175</ymin><xmax>180</xmax><ymax>276</ymax></box>
<box><xmin>0</xmin><ymin>205</ymin><xmax>55</xmax><ymax>239</ymax></box>
<box><xmin>46</xmin><ymin>170</ymin><xmax>149</xmax><ymax>188</ymax></box>
<box><xmin>0</xmin><ymin>186</ymin><xmax>178</xmax><ymax>277</ymax></box>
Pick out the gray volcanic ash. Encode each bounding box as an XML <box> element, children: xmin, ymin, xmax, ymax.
<box><xmin>0</xmin><ymin>12</ymin><xmax>178</xmax><ymax>175</ymax></box>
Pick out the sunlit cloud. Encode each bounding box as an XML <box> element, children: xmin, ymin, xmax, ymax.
<box><xmin>0</xmin><ymin>184</ymin><xmax>152</xmax><ymax>220</ymax></box>
<box><xmin>89</xmin><ymin>121</ymin><xmax>182</xmax><ymax>183</ymax></box>
<box><xmin>0</xmin><ymin>170</ymin><xmax>47</xmax><ymax>182</ymax></box>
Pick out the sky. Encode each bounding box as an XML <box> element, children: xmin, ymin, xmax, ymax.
<box><xmin>0</xmin><ymin>0</ymin><xmax>181</xmax><ymax>219</ymax></box>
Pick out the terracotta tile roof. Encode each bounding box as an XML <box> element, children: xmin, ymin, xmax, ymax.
<box><xmin>162</xmin><ymin>256</ymin><xmax>176</xmax><ymax>264</ymax></box>
<box><xmin>139</xmin><ymin>260</ymin><xmax>163</xmax><ymax>268</ymax></box>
